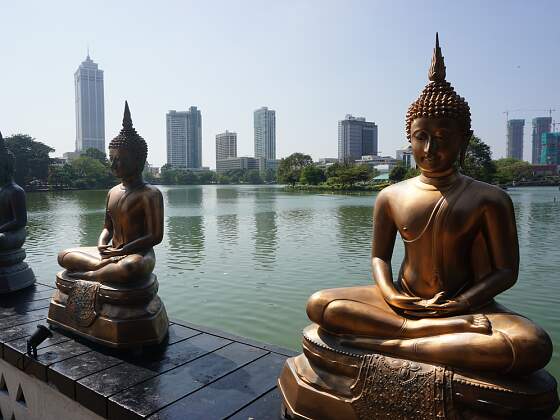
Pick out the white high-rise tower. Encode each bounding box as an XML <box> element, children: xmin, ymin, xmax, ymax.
<box><xmin>254</xmin><ymin>107</ymin><xmax>276</xmax><ymax>160</ymax></box>
<box><xmin>74</xmin><ymin>54</ymin><xmax>105</xmax><ymax>153</ymax></box>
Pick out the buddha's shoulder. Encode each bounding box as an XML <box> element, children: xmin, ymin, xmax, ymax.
<box><xmin>141</xmin><ymin>183</ymin><xmax>163</xmax><ymax>199</ymax></box>
<box><xmin>3</xmin><ymin>182</ymin><xmax>25</xmax><ymax>195</ymax></box>
<box><xmin>464</xmin><ymin>177</ymin><xmax>513</xmax><ymax>207</ymax></box>
<box><xmin>375</xmin><ymin>178</ymin><xmax>416</xmax><ymax>205</ymax></box>
<box><xmin>378</xmin><ymin>177</ymin><xmax>417</xmax><ymax>195</ymax></box>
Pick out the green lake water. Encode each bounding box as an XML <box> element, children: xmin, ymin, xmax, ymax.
<box><xmin>25</xmin><ymin>185</ymin><xmax>559</xmax><ymax>379</ymax></box>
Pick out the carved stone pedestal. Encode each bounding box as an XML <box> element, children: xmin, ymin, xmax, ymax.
<box><xmin>0</xmin><ymin>248</ymin><xmax>35</xmax><ymax>293</ymax></box>
<box><xmin>47</xmin><ymin>270</ymin><xmax>168</xmax><ymax>349</ymax></box>
<box><xmin>278</xmin><ymin>324</ymin><xmax>559</xmax><ymax>420</ymax></box>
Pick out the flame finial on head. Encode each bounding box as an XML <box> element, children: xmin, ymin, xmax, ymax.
<box><xmin>405</xmin><ymin>33</ymin><xmax>472</xmax><ymax>150</ymax></box>
<box><xmin>122</xmin><ymin>101</ymin><xmax>133</xmax><ymax>130</ymax></box>
<box><xmin>428</xmin><ymin>32</ymin><xmax>446</xmax><ymax>82</ymax></box>
<box><xmin>109</xmin><ymin>101</ymin><xmax>148</xmax><ymax>171</ymax></box>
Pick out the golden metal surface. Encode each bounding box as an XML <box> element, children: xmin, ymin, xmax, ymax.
<box><xmin>48</xmin><ymin>102</ymin><xmax>168</xmax><ymax>347</ymax></box>
<box><xmin>279</xmin><ymin>34</ymin><xmax>558</xmax><ymax>419</ymax></box>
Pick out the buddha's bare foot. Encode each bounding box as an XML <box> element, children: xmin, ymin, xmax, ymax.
<box><xmin>407</xmin><ymin>314</ymin><xmax>491</xmax><ymax>338</ymax></box>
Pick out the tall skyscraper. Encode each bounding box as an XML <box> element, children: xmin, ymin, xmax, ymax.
<box><xmin>541</xmin><ymin>132</ymin><xmax>560</xmax><ymax>165</ymax></box>
<box><xmin>166</xmin><ymin>106</ymin><xmax>202</xmax><ymax>169</ymax></box>
<box><xmin>531</xmin><ymin>117</ymin><xmax>552</xmax><ymax>164</ymax></box>
<box><xmin>216</xmin><ymin>131</ymin><xmax>237</xmax><ymax>165</ymax></box>
<box><xmin>338</xmin><ymin>115</ymin><xmax>378</xmax><ymax>161</ymax></box>
<box><xmin>254</xmin><ymin>107</ymin><xmax>276</xmax><ymax>160</ymax></box>
<box><xmin>506</xmin><ymin>119</ymin><xmax>525</xmax><ymax>160</ymax></box>
<box><xmin>74</xmin><ymin>54</ymin><xmax>105</xmax><ymax>153</ymax></box>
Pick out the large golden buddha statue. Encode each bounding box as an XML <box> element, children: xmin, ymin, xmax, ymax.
<box><xmin>0</xmin><ymin>132</ymin><xmax>35</xmax><ymax>292</ymax></box>
<box><xmin>48</xmin><ymin>102</ymin><xmax>168</xmax><ymax>348</ymax></box>
<box><xmin>279</xmin><ymin>35</ymin><xmax>558</xmax><ymax>419</ymax></box>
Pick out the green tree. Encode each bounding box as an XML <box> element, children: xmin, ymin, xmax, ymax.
<box><xmin>264</xmin><ymin>168</ymin><xmax>277</xmax><ymax>183</ymax></box>
<box><xmin>404</xmin><ymin>167</ymin><xmax>421</xmax><ymax>179</ymax></box>
<box><xmin>83</xmin><ymin>148</ymin><xmax>108</xmax><ymax>164</ymax></box>
<box><xmin>277</xmin><ymin>153</ymin><xmax>313</xmax><ymax>186</ymax></box>
<box><xmin>461</xmin><ymin>135</ymin><xmax>496</xmax><ymax>183</ymax></box>
<box><xmin>300</xmin><ymin>165</ymin><xmax>326</xmax><ymax>185</ymax></box>
<box><xmin>389</xmin><ymin>163</ymin><xmax>407</xmax><ymax>182</ymax></box>
<box><xmin>325</xmin><ymin>162</ymin><xmax>343</xmax><ymax>179</ymax></box>
<box><xmin>338</xmin><ymin>164</ymin><xmax>372</xmax><ymax>187</ymax></box>
<box><xmin>70</xmin><ymin>156</ymin><xmax>114</xmax><ymax>189</ymax></box>
<box><xmin>176</xmin><ymin>170</ymin><xmax>197</xmax><ymax>184</ymax></box>
<box><xmin>160</xmin><ymin>164</ymin><xmax>177</xmax><ymax>184</ymax></box>
<box><xmin>216</xmin><ymin>173</ymin><xmax>231</xmax><ymax>184</ymax></box>
<box><xmin>48</xmin><ymin>165</ymin><xmax>74</xmax><ymax>189</ymax></box>
<box><xmin>244</xmin><ymin>170</ymin><xmax>264</xmax><ymax>184</ymax></box>
<box><xmin>494</xmin><ymin>158</ymin><xmax>532</xmax><ymax>185</ymax></box>
<box><xmin>4</xmin><ymin>134</ymin><xmax>54</xmax><ymax>188</ymax></box>
<box><xmin>196</xmin><ymin>170</ymin><xmax>215</xmax><ymax>184</ymax></box>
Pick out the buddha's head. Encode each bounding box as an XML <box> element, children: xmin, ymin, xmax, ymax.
<box><xmin>0</xmin><ymin>132</ymin><xmax>15</xmax><ymax>185</ymax></box>
<box><xmin>406</xmin><ymin>34</ymin><xmax>472</xmax><ymax>175</ymax></box>
<box><xmin>108</xmin><ymin>102</ymin><xmax>148</xmax><ymax>180</ymax></box>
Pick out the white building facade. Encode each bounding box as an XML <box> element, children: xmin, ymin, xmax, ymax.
<box><xmin>254</xmin><ymin>107</ymin><xmax>276</xmax><ymax>160</ymax></box>
<box><xmin>166</xmin><ymin>107</ymin><xmax>202</xmax><ymax>169</ymax></box>
<box><xmin>74</xmin><ymin>55</ymin><xmax>105</xmax><ymax>153</ymax></box>
<box><xmin>396</xmin><ymin>144</ymin><xmax>416</xmax><ymax>168</ymax></box>
<box><xmin>216</xmin><ymin>131</ymin><xmax>237</xmax><ymax>165</ymax></box>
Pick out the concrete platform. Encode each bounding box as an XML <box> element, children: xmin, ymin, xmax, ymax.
<box><xmin>0</xmin><ymin>281</ymin><xmax>295</xmax><ymax>419</ymax></box>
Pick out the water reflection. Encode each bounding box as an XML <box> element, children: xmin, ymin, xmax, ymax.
<box><xmin>253</xmin><ymin>211</ymin><xmax>278</xmax><ymax>270</ymax></box>
<box><xmin>335</xmin><ymin>206</ymin><xmax>372</xmax><ymax>263</ymax></box>
<box><xmin>73</xmin><ymin>190</ymin><xmax>106</xmax><ymax>246</ymax></box>
<box><xmin>167</xmin><ymin>216</ymin><xmax>205</xmax><ymax>269</ymax></box>
<box><xmin>216</xmin><ymin>187</ymin><xmax>240</xmax><ymax>201</ymax></box>
<box><xmin>216</xmin><ymin>214</ymin><xmax>239</xmax><ymax>246</ymax></box>
<box><xmin>167</xmin><ymin>187</ymin><xmax>203</xmax><ymax>207</ymax></box>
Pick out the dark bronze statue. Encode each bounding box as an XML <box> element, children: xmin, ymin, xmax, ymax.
<box><xmin>279</xmin><ymin>34</ymin><xmax>558</xmax><ymax>419</ymax></box>
<box><xmin>0</xmin><ymin>132</ymin><xmax>35</xmax><ymax>292</ymax></box>
<box><xmin>48</xmin><ymin>102</ymin><xmax>168</xmax><ymax>348</ymax></box>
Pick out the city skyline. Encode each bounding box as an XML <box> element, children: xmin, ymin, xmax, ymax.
<box><xmin>1</xmin><ymin>1</ymin><xmax>558</xmax><ymax>168</ymax></box>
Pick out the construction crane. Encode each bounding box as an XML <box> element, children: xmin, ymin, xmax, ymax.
<box><xmin>503</xmin><ymin>108</ymin><xmax>556</xmax><ymax>122</ymax></box>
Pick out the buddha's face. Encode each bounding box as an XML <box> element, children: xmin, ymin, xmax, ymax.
<box><xmin>410</xmin><ymin>117</ymin><xmax>465</xmax><ymax>174</ymax></box>
<box><xmin>109</xmin><ymin>148</ymin><xmax>141</xmax><ymax>179</ymax></box>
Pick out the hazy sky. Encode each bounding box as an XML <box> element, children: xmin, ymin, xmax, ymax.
<box><xmin>1</xmin><ymin>1</ymin><xmax>558</xmax><ymax>167</ymax></box>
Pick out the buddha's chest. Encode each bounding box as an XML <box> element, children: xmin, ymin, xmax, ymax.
<box><xmin>392</xmin><ymin>190</ymin><xmax>479</xmax><ymax>242</ymax></box>
<box><xmin>107</xmin><ymin>190</ymin><xmax>144</xmax><ymax>225</ymax></box>
<box><xmin>0</xmin><ymin>192</ymin><xmax>13</xmax><ymax>222</ymax></box>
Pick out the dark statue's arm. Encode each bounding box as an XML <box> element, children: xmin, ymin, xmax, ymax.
<box><xmin>455</xmin><ymin>191</ymin><xmax>519</xmax><ymax>309</ymax></box>
<box><xmin>120</xmin><ymin>190</ymin><xmax>164</xmax><ymax>255</ymax></box>
<box><xmin>97</xmin><ymin>193</ymin><xmax>113</xmax><ymax>247</ymax></box>
<box><xmin>372</xmin><ymin>190</ymin><xmax>421</xmax><ymax>310</ymax></box>
<box><xmin>0</xmin><ymin>188</ymin><xmax>27</xmax><ymax>232</ymax></box>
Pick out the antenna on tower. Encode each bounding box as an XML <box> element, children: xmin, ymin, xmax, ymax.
<box><xmin>86</xmin><ymin>43</ymin><xmax>90</xmax><ymax>59</ymax></box>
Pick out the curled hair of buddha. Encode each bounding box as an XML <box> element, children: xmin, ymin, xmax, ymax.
<box><xmin>406</xmin><ymin>33</ymin><xmax>472</xmax><ymax>166</ymax></box>
<box><xmin>0</xmin><ymin>132</ymin><xmax>15</xmax><ymax>176</ymax></box>
<box><xmin>109</xmin><ymin>101</ymin><xmax>148</xmax><ymax>171</ymax></box>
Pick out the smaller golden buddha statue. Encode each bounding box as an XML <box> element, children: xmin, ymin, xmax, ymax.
<box><xmin>0</xmin><ymin>132</ymin><xmax>35</xmax><ymax>292</ymax></box>
<box><xmin>278</xmin><ymin>35</ymin><xmax>558</xmax><ymax>419</ymax></box>
<box><xmin>48</xmin><ymin>102</ymin><xmax>168</xmax><ymax>348</ymax></box>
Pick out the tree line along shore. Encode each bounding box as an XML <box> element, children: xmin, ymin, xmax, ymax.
<box><xmin>4</xmin><ymin>134</ymin><xmax>559</xmax><ymax>192</ymax></box>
